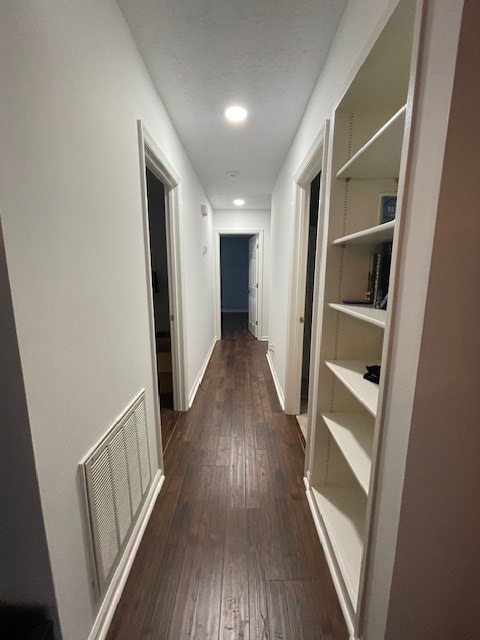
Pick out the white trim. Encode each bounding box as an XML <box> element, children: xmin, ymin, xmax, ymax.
<box><xmin>284</xmin><ymin>123</ymin><xmax>329</xmax><ymax>417</ymax></box>
<box><xmin>88</xmin><ymin>470</ymin><xmax>164</xmax><ymax>640</ymax></box>
<box><xmin>304</xmin><ymin>476</ymin><xmax>355</xmax><ymax>637</ymax></box>
<box><xmin>214</xmin><ymin>229</ymin><xmax>264</xmax><ymax>340</ymax></box>
<box><xmin>137</xmin><ymin>121</ymin><xmax>189</xmax><ymax>428</ymax></box>
<box><xmin>188</xmin><ymin>337</ymin><xmax>217</xmax><ymax>408</ymax></box>
<box><xmin>265</xmin><ymin>352</ymin><xmax>285</xmax><ymax>410</ymax></box>
<box><xmin>260</xmin><ymin>335</ymin><xmax>269</xmax><ymax>342</ymax></box>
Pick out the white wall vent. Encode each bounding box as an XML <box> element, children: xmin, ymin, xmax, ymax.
<box><xmin>81</xmin><ymin>390</ymin><xmax>151</xmax><ymax>595</ymax></box>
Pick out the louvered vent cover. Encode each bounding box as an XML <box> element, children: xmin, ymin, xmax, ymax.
<box><xmin>82</xmin><ymin>390</ymin><xmax>151</xmax><ymax>595</ymax></box>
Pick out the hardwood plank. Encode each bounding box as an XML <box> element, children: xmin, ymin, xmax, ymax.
<box><xmin>219</xmin><ymin>388</ymin><xmax>233</xmax><ymax>437</ymax></box>
<box><xmin>216</xmin><ymin>434</ymin><xmax>231</xmax><ymax>466</ymax></box>
<box><xmin>247</xmin><ymin>509</ymin><xmax>269</xmax><ymax>640</ymax></box>
<box><xmin>275</xmin><ymin>497</ymin><xmax>311</xmax><ymax>580</ymax></box>
<box><xmin>219</xmin><ymin>509</ymin><xmax>250</xmax><ymax>639</ymax></box>
<box><xmin>260</xmin><ymin>505</ymin><xmax>286</xmax><ymax>581</ymax></box>
<box><xmin>255</xmin><ymin>448</ymin><xmax>271</xmax><ymax>501</ymax></box>
<box><xmin>229</xmin><ymin>426</ymin><xmax>246</xmax><ymax>509</ymax></box>
<box><xmin>190</xmin><ymin>467</ymin><xmax>227</xmax><ymax>639</ymax></box>
<box><xmin>266</xmin><ymin>581</ymin><xmax>292</xmax><ymax>640</ymax></box>
<box><xmin>140</xmin><ymin>499</ymin><xmax>192</xmax><ymax>638</ymax></box>
<box><xmin>284</xmin><ymin>580</ymin><xmax>322</xmax><ymax>640</ymax></box>
<box><xmin>245</xmin><ymin>444</ymin><xmax>259</xmax><ymax>508</ymax></box>
<box><xmin>310</xmin><ymin>578</ymin><xmax>349</xmax><ymax>640</ymax></box>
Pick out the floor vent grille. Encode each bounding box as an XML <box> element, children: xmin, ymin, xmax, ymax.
<box><xmin>82</xmin><ymin>390</ymin><xmax>151</xmax><ymax>595</ymax></box>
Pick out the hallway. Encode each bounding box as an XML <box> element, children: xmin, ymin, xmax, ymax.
<box><xmin>106</xmin><ymin>315</ymin><xmax>348</xmax><ymax>639</ymax></box>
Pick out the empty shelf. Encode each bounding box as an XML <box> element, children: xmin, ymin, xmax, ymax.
<box><xmin>325</xmin><ymin>360</ymin><xmax>379</xmax><ymax>417</ymax></box>
<box><xmin>336</xmin><ymin>106</ymin><xmax>406</xmax><ymax>179</ymax></box>
<box><xmin>322</xmin><ymin>413</ymin><xmax>373</xmax><ymax>494</ymax></box>
<box><xmin>333</xmin><ymin>220</ymin><xmax>395</xmax><ymax>246</ymax></box>
<box><xmin>312</xmin><ymin>485</ymin><xmax>365</xmax><ymax>606</ymax></box>
<box><xmin>329</xmin><ymin>303</ymin><xmax>386</xmax><ymax>329</ymax></box>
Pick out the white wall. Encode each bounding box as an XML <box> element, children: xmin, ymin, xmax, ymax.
<box><xmin>214</xmin><ymin>209</ymin><xmax>271</xmax><ymax>340</ymax></box>
<box><xmin>0</xmin><ymin>1</ymin><xmax>214</xmax><ymax>638</ymax></box>
<box><xmin>268</xmin><ymin>0</ymin><xmax>399</xmax><ymax>394</ymax></box>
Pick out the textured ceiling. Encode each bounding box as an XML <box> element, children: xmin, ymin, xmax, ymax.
<box><xmin>117</xmin><ymin>0</ymin><xmax>348</xmax><ymax>209</ymax></box>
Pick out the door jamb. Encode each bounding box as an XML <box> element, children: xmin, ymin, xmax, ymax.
<box><xmin>137</xmin><ymin>121</ymin><xmax>189</xmax><ymax>464</ymax></box>
<box><xmin>214</xmin><ymin>229</ymin><xmax>264</xmax><ymax>340</ymax></box>
<box><xmin>284</xmin><ymin>123</ymin><xmax>330</xmax><ymax>428</ymax></box>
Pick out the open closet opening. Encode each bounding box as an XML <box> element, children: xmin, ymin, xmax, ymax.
<box><xmin>296</xmin><ymin>171</ymin><xmax>321</xmax><ymax>439</ymax></box>
<box><xmin>145</xmin><ymin>167</ymin><xmax>180</xmax><ymax>450</ymax></box>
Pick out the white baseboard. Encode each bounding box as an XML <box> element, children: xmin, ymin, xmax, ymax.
<box><xmin>265</xmin><ymin>352</ymin><xmax>285</xmax><ymax>410</ymax></box>
<box><xmin>260</xmin><ymin>335</ymin><xmax>269</xmax><ymax>342</ymax></box>
<box><xmin>188</xmin><ymin>337</ymin><xmax>217</xmax><ymax>408</ymax></box>
<box><xmin>88</xmin><ymin>470</ymin><xmax>164</xmax><ymax>640</ymax></box>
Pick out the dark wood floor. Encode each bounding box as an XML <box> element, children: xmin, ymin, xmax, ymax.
<box><xmin>107</xmin><ymin>313</ymin><xmax>348</xmax><ymax>640</ymax></box>
<box><xmin>160</xmin><ymin>396</ymin><xmax>182</xmax><ymax>452</ymax></box>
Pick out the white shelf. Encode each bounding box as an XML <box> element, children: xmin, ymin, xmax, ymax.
<box><xmin>322</xmin><ymin>413</ymin><xmax>373</xmax><ymax>494</ymax></box>
<box><xmin>336</xmin><ymin>105</ymin><xmax>406</xmax><ymax>179</ymax></box>
<box><xmin>333</xmin><ymin>220</ymin><xmax>395</xmax><ymax>246</ymax></box>
<box><xmin>325</xmin><ymin>360</ymin><xmax>379</xmax><ymax>417</ymax></box>
<box><xmin>329</xmin><ymin>303</ymin><xmax>386</xmax><ymax>329</ymax></box>
<box><xmin>312</xmin><ymin>486</ymin><xmax>365</xmax><ymax>606</ymax></box>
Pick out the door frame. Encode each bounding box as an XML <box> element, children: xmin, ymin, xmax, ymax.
<box><xmin>247</xmin><ymin>235</ymin><xmax>259</xmax><ymax>338</ymax></box>
<box><xmin>284</xmin><ymin>122</ymin><xmax>330</xmax><ymax>425</ymax></box>
<box><xmin>137</xmin><ymin>121</ymin><xmax>189</xmax><ymax>461</ymax></box>
<box><xmin>214</xmin><ymin>229</ymin><xmax>264</xmax><ymax>340</ymax></box>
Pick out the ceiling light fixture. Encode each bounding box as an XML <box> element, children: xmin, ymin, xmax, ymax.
<box><xmin>225</xmin><ymin>106</ymin><xmax>248</xmax><ymax>123</ymax></box>
<box><xmin>233</xmin><ymin>198</ymin><xmax>245</xmax><ymax>206</ymax></box>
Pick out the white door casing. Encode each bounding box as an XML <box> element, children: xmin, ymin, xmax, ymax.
<box><xmin>248</xmin><ymin>236</ymin><xmax>258</xmax><ymax>337</ymax></box>
<box><xmin>285</xmin><ymin>122</ymin><xmax>329</xmax><ymax>423</ymax></box>
<box><xmin>137</xmin><ymin>121</ymin><xmax>189</xmax><ymax>466</ymax></box>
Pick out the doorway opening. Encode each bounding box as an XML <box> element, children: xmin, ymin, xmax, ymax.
<box><xmin>215</xmin><ymin>230</ymin><xmax>263</xmax><ymax>341</ymax></box>
<box><xmin>145</xmin><ymin>167</ymin><xmax>181</xmax><ymax>450</ymax></box>
<box><xmin>296</xmin><ymin>172</ymin><xmax>321</xmax><ymax>439</ymax></box>
<box><xmin>220</xmin><ymin>235</ymin><xmax>255</xmax><ymax>338</ymax></box>
<box><xmin>284</xmin><ymin>122</ymin><xmax>328</xmax><ymax>443</ymax></box>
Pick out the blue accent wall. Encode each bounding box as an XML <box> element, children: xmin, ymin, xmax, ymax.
<box><xmin>220</xmin><ymin>236</ymin><xmax>250</xmax><ymax>311</ymax></box>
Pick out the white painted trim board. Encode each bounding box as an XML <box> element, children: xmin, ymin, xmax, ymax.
<box><xmin>188</xmin><ymin>337</ymin><xmax>217</xmax><ymax>408</ymax></box>
<box><xmin>266</xmin><ymin>352</ymin><xmax>285</xmax><ymax>410</ymax></box>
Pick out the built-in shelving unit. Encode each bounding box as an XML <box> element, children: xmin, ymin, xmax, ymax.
<box><xmin>304</xmin><ymin>1</ymin><xmax>417</xmax><ymax>635</ymax></box>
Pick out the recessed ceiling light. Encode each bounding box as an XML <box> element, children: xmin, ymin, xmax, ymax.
<box><xmin>225</xmin><ymin>106</ymin><xmax>248</xmax><ymax>123</ymax></box>
<box><xmin>233</xmin><ymin>198</ymin><xmax>245</xmax><ymax>206</ymax></box>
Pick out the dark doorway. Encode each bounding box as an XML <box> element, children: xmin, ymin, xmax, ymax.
<box><xmin>298</xmin><ymin>172</ymin><xmax>321</xmax><ymax>437</ymax></box>
<box><xmin>145</xmin><ymin>167</ymin><xmax>180</xmax><ymax>450</ymax></box>
<box><xmin>220</xmin><ymin>235</ymin><xmax>251</xmax><ymax>338</ymax></box>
